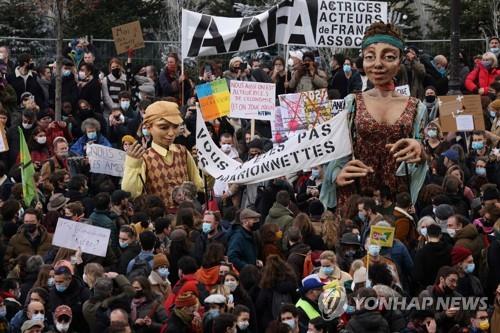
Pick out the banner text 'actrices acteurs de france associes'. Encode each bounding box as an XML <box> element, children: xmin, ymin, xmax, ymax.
<box><xmin>182</xmin><ymin>0</ymin><xmax>387</xmax><ymax>58</ymax></box>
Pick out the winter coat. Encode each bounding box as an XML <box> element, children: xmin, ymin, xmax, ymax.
<box><xmin>78</xmin><ymin>76</ymin><xmax>102</xmax><ymax>112</ymax></box>
<box><xmin>454</xmin><ymin>223</ymin><xmax>484</xmax><ymax>258</ymax></box>
<box><xmin>148</xmin><ymin>271</ymin><xmax>171</xmax><ymax>302</ymax></box>
<box><xmin>227</xmin><ymin>224</ymin><xmax>258</xmax><ymax>271</ymax></box>
<box><xmin>131</xmin><ymin>298</ymin><xmax>169</xmax><ymax>333</ymax></box>
<box><xmin>344</xmin><ymin>310</ymin><xmax>391</xmax><ymax>333</ymax></box>
<box><xmin>70</xmin><ymin>133</ymin><xmax>111</xmax><ymax>156</ymax></box>
<box><xmin>288</xmin><ymin>70</ymin><xmax>328</xmax><ymax>93</ymax></box>
<box><xmin>0</xmin><ymin>84</ymin><xmax>17</xmax><ymax>114</ymax></box>
<box><xmin>492</xmin><ymin>302</ymin><xmax>500</xmax><ymax>333</ymax></box>
<box><xmin>49</xmin><ymin>74</ymin><xmax>78</xmax><ymax>108</ymax></box>
<box><xmin>117</xmin><ymin>242</ymin><xmax>141</xmax><ymax>275</ymax></box>
<box><xmin>413</xmin><ymin>241</ymin><xmax>452</xmax><ymax>290</ymax></box>
<box><xmin>488</xmin><ymin>237</ymin><xmax>500</xmax><ymax>297</ymax></box>
<box><xmin>89</xmin><ymin>209</ymin><xmax>118</xmax><ymax>249</ymax></box>
<box><xmin>330</xmin><ymin>69</ymin><xmax>363</xmax><ymax>98</ymax></box>
<box><xmin>82</xmin><ymin>274</ymin><xmax>135</xmax><ymax>333</ymax></box>
<box><xmin>164</xmin><ymin>311</ymin><xmax>190</xmax><ymax>333</ymax></box>
<box><xmin>5</xmin><ymin>224</ymin><xmax>53</xmax><ymax>264</ymax></box>
<box><xmin>193</xmin><ymin>227</ymin><xmax>227</xmax><ymax>264</ymax></box>
<box><xmin>465</xmin><ymin>62</ymin><xmax>500</xmax><ymax>95</ymax></box>
<box><xmin>265</xmin><ymin>202</ymin><xmax>294</xmax><ymax>231</ymax></box>
<box><xmin>256</xmin><ymin>280</ymin><xmax>298</xmax><ymax>332</ymax></box>
<box><xmin>286</xmin><ymin>242</ymin><xmax>311</xmax><ymax>281</ymax></box>
<box><xmin>7</xmin><ymin>68</ymin><xmax>46</xmax><ymax>107</ymax></box>
<box><xmin>392</xmin><ymin>207</ymin><xmax>417</xmax><ymax>248</ymax></box>
<box><xmin>403</xmin><ymin>58</ymin><xmax>426</xmax><ymax>99</ymax></box>
<box><xmin>49</xmin><ymin>276</ymin><xmax>91</xmax><ymax>333</ymax></box>
<box><xmin>456</xmin><ymin>273</ymin><xmax>484</xmax><ymax>297</ymax></box>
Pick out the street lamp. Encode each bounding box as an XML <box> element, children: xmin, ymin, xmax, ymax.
<box><xmin>448</xmin><ymin>0</ymin><xmax>461</xmax><ymax>95</ymax></box>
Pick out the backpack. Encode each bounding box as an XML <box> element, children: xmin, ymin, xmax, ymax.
<box><xmin>271</xmin><ymin>290</ymin><xmax>293</xmax><ymax>318</ymax></box>
<box><xmin>127</xmin><ymin>255</ymin><xmax>153</xmax><ymax>279</ymax></box>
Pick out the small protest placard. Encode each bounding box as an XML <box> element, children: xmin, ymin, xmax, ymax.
<box><xmin>369</xmin><ymin>225</ymin><xmax>395</xmax><ymax>247</ymax></box>
<box><xmin>395</xmin><ymin>84</ymin><xmax>410</xmax><ymax>96</ymax></box>
<box><xmin>196</xmin><ymin>79</ymin><xmax>230</xmax><ymax>121</ymax></box>
<box><xmin>52</xmin><ymin>218</ymin><xmax>110</xmax><ymax>257</ymax></box>
<box><xmin>230</xmin><ymin>81</ymin><xmax>276</xmax><ymax>120</ymax></box>
<box><xmin>438</xmin><ymin>95</ymin><xmax>485</xmax><ymax>132</ymax></box>
<box><xmin>112</xmin><ymin>21</ymin><xmax>145</xmax><ymax>55</ymax></box>
<box><xmin>87</xmin><ymin>144</ymin><xmax>126</xmax><ymax>177</ymax></box>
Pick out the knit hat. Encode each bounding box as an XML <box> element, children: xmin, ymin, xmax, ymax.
<box><xmin>175</xmin><ymin>292</ymin><xmax>198</xmax><ymax>308</ymax></box>
<box><xmin>121</xmin><ymin>135</ymin><xmax>136</xmax><ymax>144</ymax></box>
<box><xmin>153</xmin><ymin>254</ymin><xmax>169</xmax><ymax>269</ymax></box>
<box><xmin>54</xmin><ymin>260</ymin><xmax>74</xmax><ymax>275</ymax></box>
<box><xmin>450</xmin><ymin>246</ymin><xmax>472</xmax><ymax>265</ymax></box>
<box><xmin>434</xmin><ymin>204</ymin><xmax>454</xmax><ymax>220</ymax></box>
<box><xmin>483</xmin><ymin>187</ymin><xmax>500</xmax><ymax>201</ymax></box>
<box><xmin>229</xmin><ymin>57</ymin><xmax>243</xmax><ymax>69</ymax></box>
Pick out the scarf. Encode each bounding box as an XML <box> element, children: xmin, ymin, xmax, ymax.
<box><xmin>173</xmin><ymin>308</ymin><xmax>194</xmax><ymax>326</ymax></box>
<box><xmin>130</xmin><ymin>297</ymin><xmax>146</xmax><ymax>322</ymax></box>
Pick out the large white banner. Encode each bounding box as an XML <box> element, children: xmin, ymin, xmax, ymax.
<box><xmin>196</xmin><ymin>109</ymin><xmax>352</xmax><ymax>184</ymax></box>
<box><xmin>182</xmin><ymin>0</ymin><xmax>387</xmax><ymax>58</ymax></box>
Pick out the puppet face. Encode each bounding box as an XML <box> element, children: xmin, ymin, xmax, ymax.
<box><xmin>147</xmin><ymin>118</ymin><xmax>179</xmax><ymax>148</ymax></box>
<box><xmin>362</xmin><ymin>43</ymin><xmax>401</xmax><ymax>87</ymax></box>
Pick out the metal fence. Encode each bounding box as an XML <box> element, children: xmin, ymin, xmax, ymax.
<box><xmin>0</xmin><ymin>36</ymin><xmax>490</xmax><ymax>71</ymax></box>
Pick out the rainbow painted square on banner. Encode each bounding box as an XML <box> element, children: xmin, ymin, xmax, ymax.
<box><xmin>196</xmin><ymin>79</ymin><xmax>230</xmax><ymax>121</ymax></box>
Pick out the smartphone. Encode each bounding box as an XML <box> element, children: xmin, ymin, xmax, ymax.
<box><xmin>227</xmin><ymin>294</ymin><xmax>234</xmax><ymax>303</ymax></box>
<box><xmin>240</xmin><ymin>63</ymin><xmax>248</xmax><ymax>70</ymax></box>
<box><xmin>204</xmin><ymin>64</ymin><xmax>212</xmax><ymax>74</ymax></box>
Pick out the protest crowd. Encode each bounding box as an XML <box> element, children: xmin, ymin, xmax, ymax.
<box><xmin>0</xmin><ymin>13</ymin><xmax>500</xmax><ymax>333</ymax></box>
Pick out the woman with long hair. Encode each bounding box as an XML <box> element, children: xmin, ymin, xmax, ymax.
<box><xmin>195</xmin><ymin>242</ymin><xmax>230</xmax><ymax>291</ymax></box>
<box><xmin>293</xmin><ymin>213</ymin><xmax>325</xmax><ymax>251</ymax></box>
<box><xmin>256</xmin><ymin>255</ymin><xmax>298</xmax><ymax>331</ymax></box>
<box><xmin>321</xmin><ymin>211</ymin><xmax>340</xmax><ymax>251</ymax></box>
<box><xmin>223</xmin><ymin>271</ymin><xmax>257</xmax><ymax>331</ymax></box>
<box><xmin>130</xmin><ymin>276</ymin><xmax>168</xmax><ymax>333</ymax></box>
<box><xmin>32</xmin><ymin>264</ymin><xmax>54</xmax><ymax>292</ymax></box>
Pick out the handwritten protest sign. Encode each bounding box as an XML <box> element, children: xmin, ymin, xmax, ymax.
<box><xmin>196</xmin><ymin>79</ymin><xmax>230</xmax><ymax>121</ymax></box>
<box><xmin>230</xmin><ymin>81</ymin><xmax>276</xmax><ymax>120</ymax></box>
<box><xmin>369</xmin><ymin>225</ymin><xmax>395</xmax><ymax>247</ymax></box>
<box><xmin>395</xmin><ymin>84</ymin><xmax>410</xmax><ymax>96</ymax></box>
<box><xmin>112</xmin><ymin>21</ymin><xmax>145</xmax><ymax>55</ymax></box>
<box><xmin>273</xmin><ymin>89</ymin><xmax>334</xmax><ymax>142</ymax></box>
<box><xmin>438</xmin><ymin>95</ymin><xmax>485</xmax><ymax>132</ymax></box>
<box><xmin>87</xmin><ymin>144</ymin><xmax>126</xmax><ymax>177</ymax></box>
<box><xmin>52</xmin><ymin>218</ymin><xmax>110</xmax><ymax>257</ymax></box>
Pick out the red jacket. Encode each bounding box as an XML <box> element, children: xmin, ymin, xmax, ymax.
<box><xmin>465</xmin><ymin>63</ymin><xmax>500</xmax><ymax>94</ymax></box>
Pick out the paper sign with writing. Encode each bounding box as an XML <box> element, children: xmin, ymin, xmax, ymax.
<box><xmin>369</xmin><ymin>225</ymin><xmax>395</xmax><ymax>247</ymax></box>
<box><xmin>438</xmin><ymin>95</ymin><xmax>485</xmax><ymax>132</ymax></box>
<box><xmin>196</xmin><ymin>79</ymin><xmax>230</xmax><ymax>121</ymax></box>
<box><xmin>52</xmin><ymin>218</ymin><xmax>110</xmax><ymax>257</ymax></box>
<box><xmin>395</xmin><ymin>84</ymin><xmax>410</xmax><ymax>96</ymax></box>
<box><xmin>230</xmin><ymin>81</ymin><xmax>276</xmax><ymax>120</ymax></box>
<box><xmin>112</xmin><ymin>21</ymin><xmax>145</xmax><ymax>55</ymax></box>
<box><xmin>87</xmin><ymin>144</ymin><xmax>126</xmax><ymax>177</ymax></box>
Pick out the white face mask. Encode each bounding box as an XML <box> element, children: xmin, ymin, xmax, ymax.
<box><xmin>55</xmin><ymin>321</ymin><xmax>70</xmax><ymax>332</ymax></box>
<box><xmin>446</xmin><ymin>228</ymin><xmax>456</xmax><ymax>238</ymax></box>
<box><xmin>237</xmin><ymin>321</ymin><xmax>249</xmax><ymax>330</ymax></box>
<box><xmin>78</xmin><ymin>71</ymin><xmax>86</xmax><ymax>80</ymax></box>
<box><xmin>31</xmin><ymin>313</ymin><xmax>44</xmax><ymax>322</ymax></box>
<box><xmin>220</xmin><ymin>143</ymin><xmax>232</xmax><ymax>153</ymax></box>
<box><xmin>22</xmin><ymin>122</ymin><xmax>33</xmax><ymax>129</ymax></box>
<box><xmin>35</xmin><ymin>136</ymin><xmax>47</xmax><ymax>144</ymax></box>
<box><xmin>283</xmin><ymin>319</ymin><xmax>296</xmax><ymax>330</ymax></box>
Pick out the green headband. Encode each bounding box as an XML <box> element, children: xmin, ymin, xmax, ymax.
<box><xmin>361</xmin><ymin>34</ymin><xmax>404</xmax><ymax>51</ymax></box>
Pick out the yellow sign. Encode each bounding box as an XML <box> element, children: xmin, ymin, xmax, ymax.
<box><xmin>369</xmin><ymin>226</ymin><xmax>395</xmax><ymax>247</ymax></box>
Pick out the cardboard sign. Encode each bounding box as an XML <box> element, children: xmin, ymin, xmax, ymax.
<box><xmin>0</xmin><ymin>124</ymin><xmax>8</xmax><ymax>152</ymax></box>
<box><xmin>369</xmin><ymin>225</ymin><xmax>395</xmax><ymax>247</ymax></box>
<box><xmin>112</xmin><ymin>21</ymin><xmax>145</xmax><ymax>55</ymax></box>
<box><xmin>230</xmin><ymin>81</ymin><xmax>276</xmax><ymax>120</ymax></box>
<box><xmin>196</xmin><ymin>79</ymin><xmax>230</xmax><ymax>121</ymax></box>
<box><xmin>438</xmin><ymin>95</ymin><xmax>485</xmax><ymax>132</ymax></box>
<box><xmin>87</xmin><ymin>144</ymin><xmax>126</xmax><ymax>177</ymax></box>
<box><xmin>52</xmin><ymin>218</ymin><xmax>111</xmax><ymax>257</ymax></box>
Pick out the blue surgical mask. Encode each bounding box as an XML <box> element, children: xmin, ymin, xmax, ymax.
<box><xmin>472</xmin><ymin>141</ymin><xmax>484</xmax><ymax>151</ymax></box>
<box><xmin>368</xmin><ymin>244</ymin><xmax>381</xmax><ymax>256</ymax></box>
<box><xmin>142</xmin><ymin>128</ymin><xmax>150</xmax><ymax>137</ymax></box>
<box><xmin>358</xmin><ymin>212</ymin><xmax>366</xmax><ymax>221</ymax></box>
<box><xmin>481</xmin><ymin>60</ymin><xmax>492</xmax><ymax>69</ymax></box>
<box><xmin>321</xmin><ymin>266</ymin><xmax>334</xmax><ymax>276</ymax></box>
<box><xmin>207</xmin><ymin>308</ymin><xmax>220</xmax><ymax>318</ymax></box>
<box><xmin>202</xmin><ymin>222</ymin><xmax>212</xmax><ymax>233</ymax></box>
<box><xmin>0</xmin><ymin>306</ymin><xmax>6</xmax><ymax>318</ymax></box>
<box><xmin>343</xmin><ymin>303</ymin><xmax>355</xmax><ymax>315</ymax></box>
<box><xmin>158</xmin><ymin>267</ymin><xmax>170</xmax><ymax>279</ymax></box>
<box><xmin>120</xmin><ymin>101</ymin><xmax>130</xmax><ymax>110</ymax></box>
<box><xmin>343</xmin><ymin>64</ymin><xmax>352</xmax><ymax>73</ymax></box>
<box><xmin>62</xmin><ymin>69</ymin><xmax>71</xmax><ymax>77</ymax></box>
<box><xmin>427</xmin><ymin>129</ymin><xmax>438</xmax><ymax>138</ymax></box>
<box><xmin>311</xmin><ymin>169</ymin><xmax>320</xmax><ymax>178</ymax></box>
<box><xmin>491</xmin><ymin>47</ymin><xmax>500</xmax><ymax>53</ymax></box>
<box><xmin>55</xmin><ymin>284</ymin><xmax>68</xmax><ymax>293</ymax></box>
<box><xmin>489</xmin><ymin>110</ymin><xmax>497</xmax><ymax>118</ymax></box>
<box><xmin>420</xmin><ymin>227</ymin><xmax>428</xmax><ymax>237</ymax></box>
<box><xmin>465</xmin><ymin>263</ymin><xmax>475</xmax><ymax>274</ymax></box>
<box><xmin>119</xmin><ymin>240</ymin><xmax>129</xmax><ymax>248</ymax></box>
<box><xmin>32</xmin><ymin>313</ymin><xmax>44</xmax><ymax>322</ymax></box>
<box><xmin>87</xmin><ymin>131</ymin><xmax>97</xmax><ymax>140</ymax></box>
<box><xmin>476</xmin><ymin>167</ymin><xmax>487</xmax><ymax>176</ymax></box>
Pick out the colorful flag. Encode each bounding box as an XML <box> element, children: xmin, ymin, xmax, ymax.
<box><xmin>19</xmin><ymin>127</ymin><xmax>36</xmax><ymax>206</ymax></box>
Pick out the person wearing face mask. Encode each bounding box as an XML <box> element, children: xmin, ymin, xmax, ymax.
<box><xmin>465</xmin><ymin>51</ymin><xmax>500</xmax><ymax>96</ymax></box>
<box><xmin>49</xmin><ymin>58</ymin><xmax>78</xmax><ymax>109</ymax></box>
<box><xmin>422</xmin><ymin>86</ymin><xmax>439</xmax><ymax>123</ymax></box>
<box><xmin>193</xmin><ymin>211</ymin><xmax>228</xmax><ymax>264</ymax></box>
<box><xmin>233</xmin><ymin>305</ymin><xmax>251</xmax><ymax>333</ymax></box>
<box><xmin>101</xmin><ymin>58</ymin><xmax>127</xmax><ymax>113</ymax></box>
<box><xmin>288</xmin><ymin>51</ymin><xmax>328</xmax><ymax>93</ymax></box>
<box><xmin>316</xmin><ymin>250</ymin><xmax>351</xmax><ymax>284</ymax></box>
<box><xmin>227</xmin><ymin>209</ymin><xmax>262</xmax><ymax>271</ymax></box>
<box><xmin>362</xmin><ymin>238</ymin><xmax>400</xmax><ymax>285</ymax></box>
<box><xmin>6</xmin><ymin>108</ymin><xmax>36</xmax><ymax>169</ymax></box>
<box><xmin>148</xmin><ymin>254</ymin><xmax>171</xmax><ymax>301</ymax></box>
<box><xmin>8</xmin><ymin>53</ymin><xmax>46</xmax><ymax>108</ymax></box>
<box><xmin>421</xmin><ymin>54</ymin><xmax>449</xmax><ymax>95</ymax></box>
<box><xmin>27</xmin><ymin>127</ymin><xmax>49</xmax><ymax>171</ymax></box>
<box><xmin>4</xmin><ymin>209</ymin><xmax>52</xmax><ymax>264</ymax></box>
<box><xmin>108</xmin><ymin>107</ymin><xmax>129</xmax><ymax>145</ymax></box>
<box><xmin>468</xmin><ymin>157</ymin><xmax>489</xmax><ymax>195</ymax></box>
<box><xmin>450</xmin><ymin>246</ymin><xmax>484</xmax><ymax>297</ymax></box>
<box><xmin>164</xmin><ymin>291</ymin><xmax>202</xmax><ymax>333</ymax></box>
<box><xmin>330</xmin><ymin>58</ymin><xmax>362</xmax><ymax>98</ymax></box>
<box><xmin>447</xmin><ymin>214</ymin><xmax>484</xmax><ymax>258</ymax></box>
<box><xmin>467</xmin><ymin>309</ymin><xmax>491</xmax><ymax>333</ymax></box>
<box><xmin>489</xmin><ymin>36</ymin><xmax>500</xmax><ymax>59</ymax></box>
<box><xmin>129</xmin><ymin>277</ymin><xmax>168</xmax><ymax>333</ymax></box>
<box><xmin>49</xmin><ymin>266</ymin><xmax>90</xmax><ymax>333</ymax></box>
<box><xmin>116</xmin><ymin>225</ymin><xmax>141</xmax><ymax>275</ymax></box>
<box><xmin>159</xmin><ymin>53</ymin><xmax>192</xmax><ymax>104</ymax></box>
<box><xmin>52</xmin><ymin>305</ymin><xmax>74</xmax><ymax>333</ymax></box>
<box><xmin>77</xmin><ymin>62</ymin><xmax>101</xmax><ymax>113</ymax></box>
<box><xmin>117</xmin><ymin>91</ymin><xmax>134</xmax><ymax>117</ymax></box>
<box><xmin>423</xmin><ymin>121</ymin><xmax>449</xmax><ymax>163</ymax></box>
<box><xmin>202</xmin><ymin>294</ymin><xmax>227</xmax><ymax>332</ymax></box>
<box><xmin>70</xmin><ymin>118</ymin><xmax>111</xmax><ymax>156</ymax></box>
<box><xmin>0</xmin><ymin>60</ymin><xmax>18</xmax><ymax>115</ymax></box>
<box><xmin>486</xmin><ymin>99</ymin><xmax>500</xmax><ymax>145</ymax></box>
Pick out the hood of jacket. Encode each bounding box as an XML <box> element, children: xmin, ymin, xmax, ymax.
<box><xmin>455</xmin><ymin>223</ymin><xmax>479</xmax><ymax>240</ymax></box>
<box><xmin>268</xmin><ymin>203</ymin><xmax>293</xmax><ymax>219</ymax></box>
